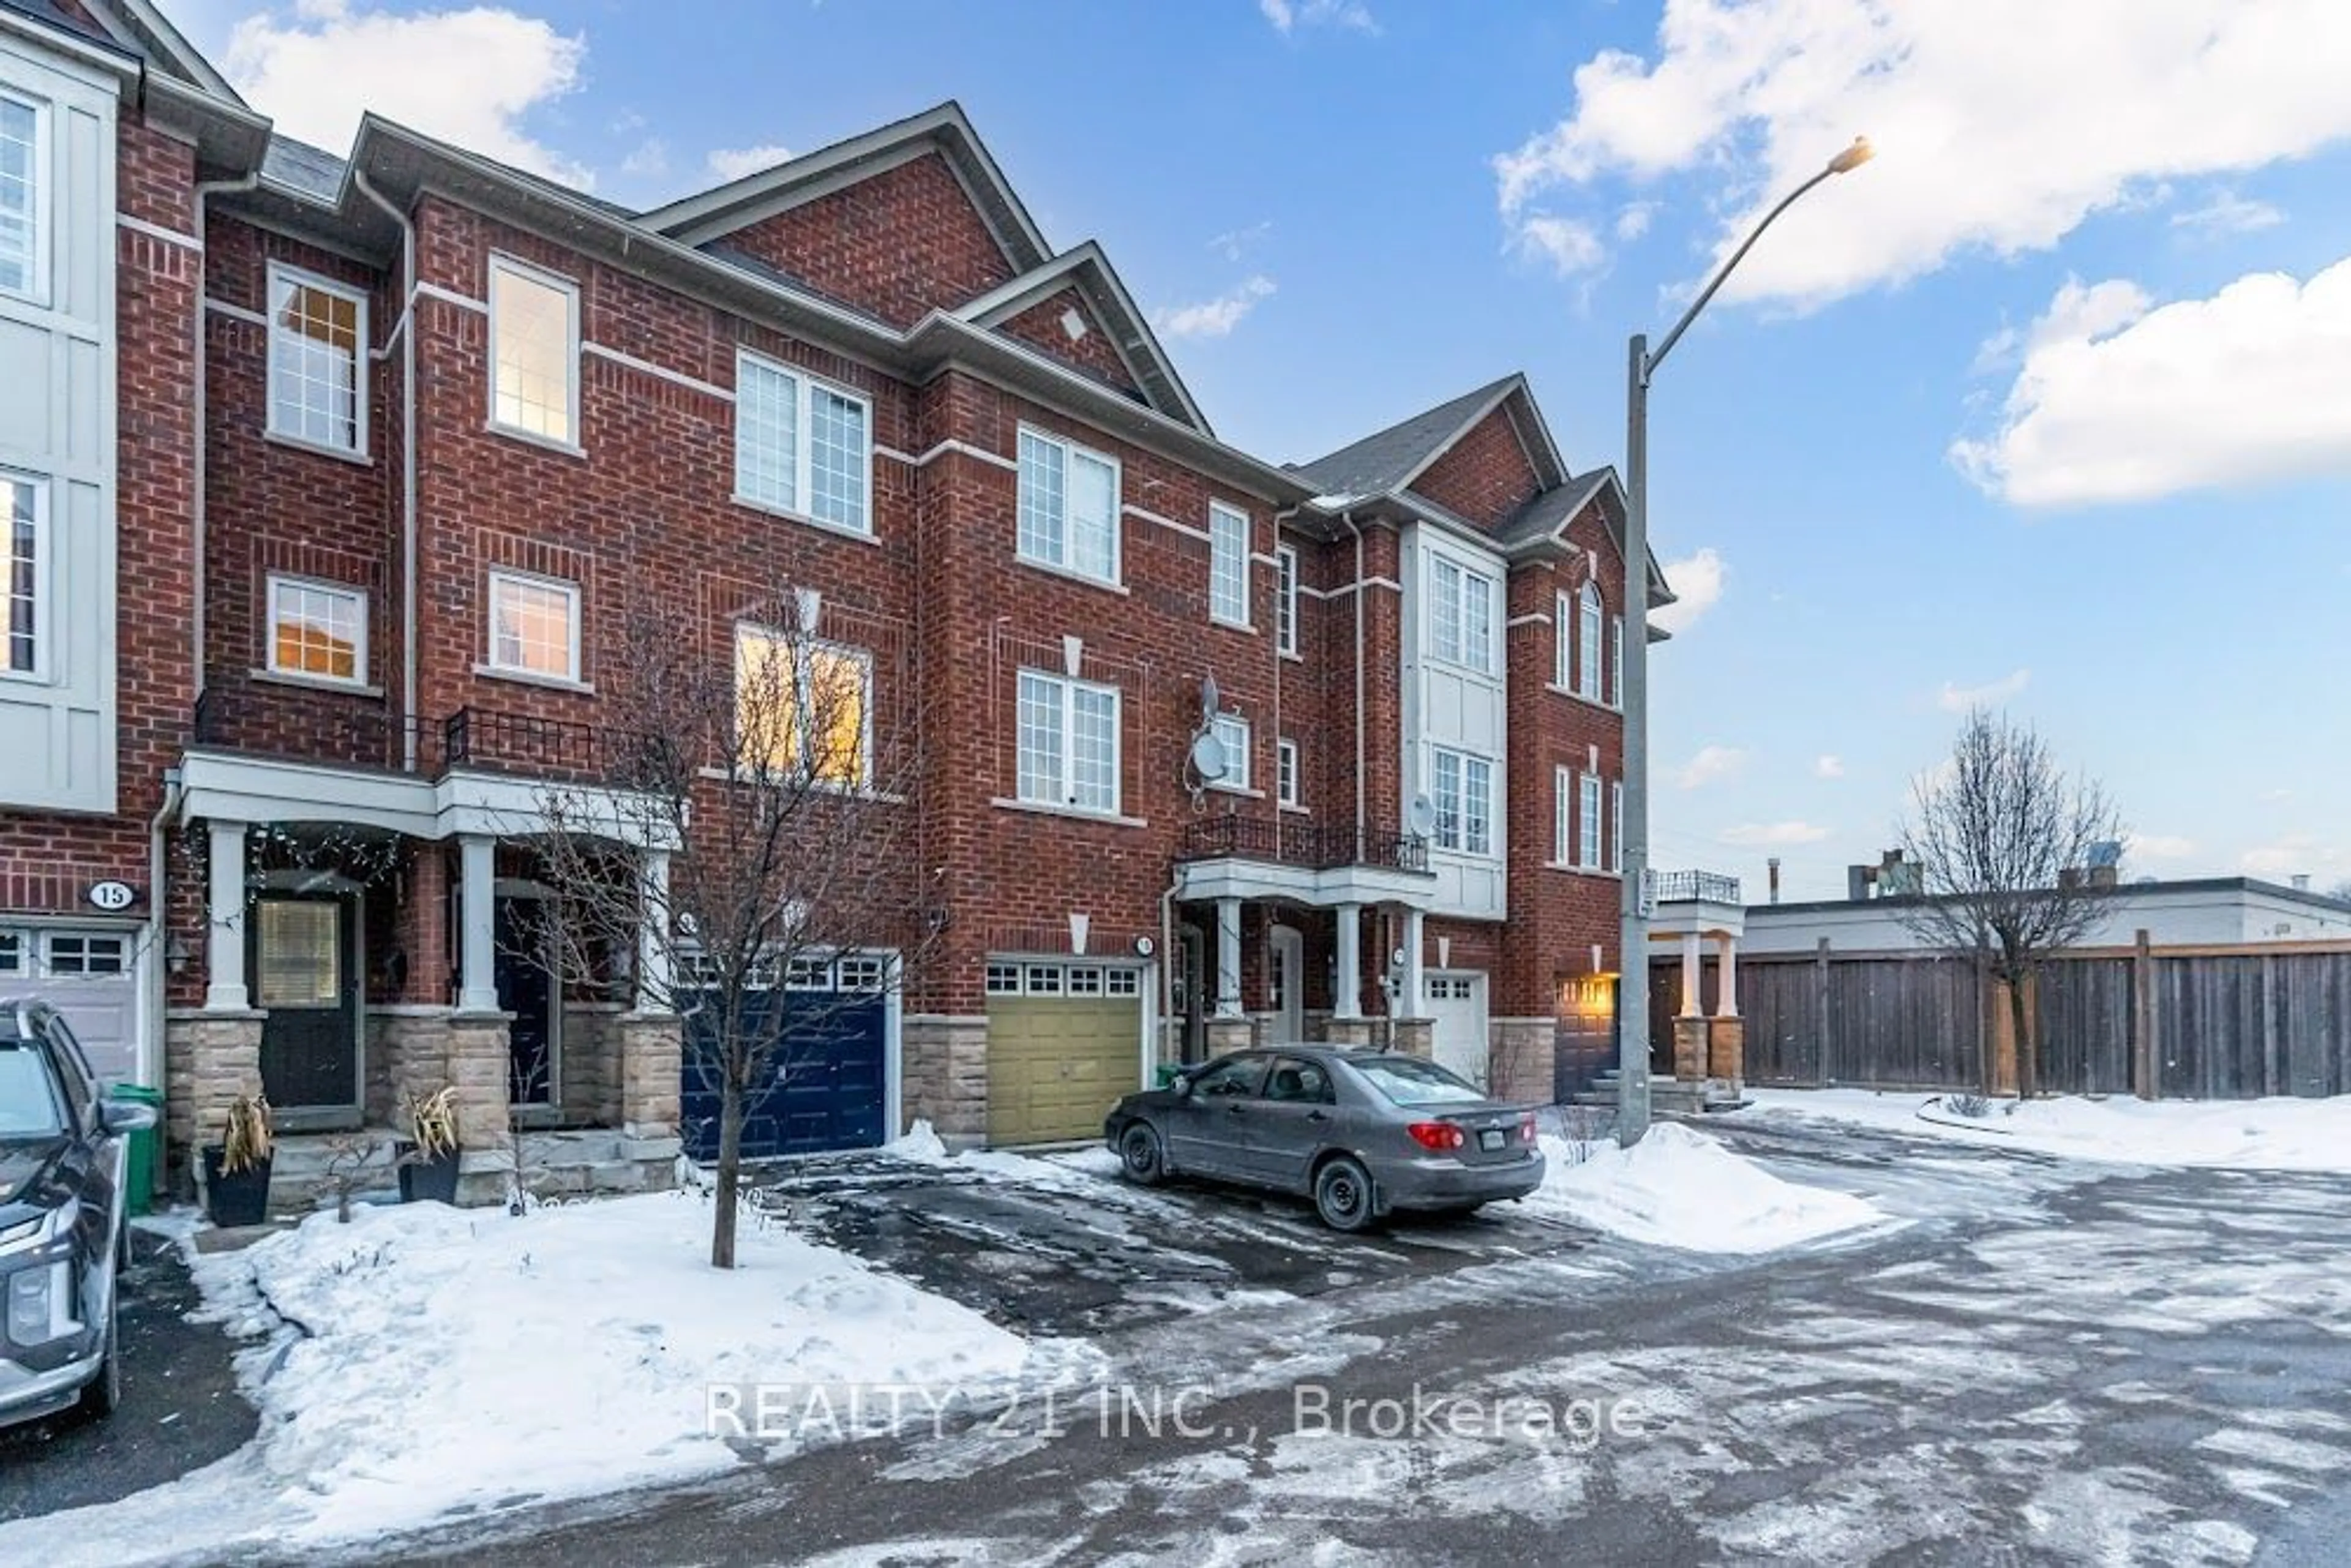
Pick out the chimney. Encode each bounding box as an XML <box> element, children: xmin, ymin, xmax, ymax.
<box><xmin>2090</xmin><ymin>865</ymin><xmax>2118</xmax><ymax>890</ymax></box>
<box><xmin>1768</xmin><ymin>858</ymin><xmax>1782</xmax><ymax>905</ymax></box>
<box><xmin>2293</xmin><ymin>874</ymin><xmax>2312</xmax><ymax>892</ymax></box>
<box><xmin>1847</xmin><ymin>864</ymin><xmax>1873</xmax><ymax>901</ymax></box>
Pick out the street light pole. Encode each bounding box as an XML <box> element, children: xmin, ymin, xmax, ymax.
<box><xmin>1617</xmin><ymin>135</ymin><xmax>1872</xmax><ymax>1147</ymax></box>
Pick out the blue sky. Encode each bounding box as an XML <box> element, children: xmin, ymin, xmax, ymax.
<box><xmin>173</xmin><ymin>0</ymin><xmax>2351</xmax><ymax>901</ymax></box>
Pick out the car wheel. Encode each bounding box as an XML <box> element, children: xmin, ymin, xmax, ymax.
<box><xmin>78</xmin><ymin>1297</ymin><xmax>121</xmax><ymax>1422</ymax></box>
<box><xmin>1119</xmin><ymin>1122</ymin><xmax>1167</xmax><ymax>1186</ymax></box>
<box><xmin>1313</xmin><ymin>1155</ymin><xmax>1378</xmax><ymax>1232</ymax></box>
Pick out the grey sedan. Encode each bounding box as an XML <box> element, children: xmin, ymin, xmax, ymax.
<box><xmin>1103</xmin><ymin>1047</ymin><xmax>1544</xmax><ymax>1231</ymax></box>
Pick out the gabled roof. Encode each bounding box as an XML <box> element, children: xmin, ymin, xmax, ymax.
<box><xmin>640</xmin><ymin>101</ymin><xmax>1052</xmax><ymax>277</ymax></box>
<box><xmin>1292</xmin><ymin>373</ymin><xmax>1567</xmax><ymax>505</ymax></box>
<box><xmin>954</xmin><ymin>242</ymin><xmax>1209</xmax><ymax>435</ymax></box>
<box><xmin>109</xmin><ymin>0</ymin><xmax>243</xmax><ymax>100</ymax></box>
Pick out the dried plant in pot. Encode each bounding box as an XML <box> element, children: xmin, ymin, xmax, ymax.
<box><xmin>396</xmin><ymin>1086</ymin><xmax>464</xmax><ymax>1205</ymax></box>
<box><xmin>201</xmin><ymin>1093</ymin><xmax>275</xmax><ymax>1228</ymax></box>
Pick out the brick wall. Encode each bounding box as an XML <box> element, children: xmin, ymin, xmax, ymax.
<box><xmin>996</xmin><ymin>287</ymin><xmax>1143</xmax><ymax>399</ymax></box>
<box><xmin>1408</xmin><ymin>405</ymin><xmax>1542</xmax><ymax>530</ymax></box>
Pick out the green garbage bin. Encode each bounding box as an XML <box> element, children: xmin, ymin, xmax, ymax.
<box><xmin>1154</xmin><ymin>1063</ymin><xmax>1185</xmax><ymax>1089</ymax></box>
<box><xmin>110</xmin><ymin>1084</ymin><xmax>164</xmax><ymax>1217</ymax></box>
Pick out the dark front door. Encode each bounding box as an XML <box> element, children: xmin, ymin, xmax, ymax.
<box><xmin>495</xmin><ymin>897</ymin><xmax>555</xmax><ymax>1106</ymax></box>
<box><xmin>253</xmin><ymin>894</ymin><xmax>360</xmax><ymax>1120</ymax></box>
<box><xmin>1553</xmin><ymin>975</ymin><xmax>1619</xmax><ymax>1103</ymax></box>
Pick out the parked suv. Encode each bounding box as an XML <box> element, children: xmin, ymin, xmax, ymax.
<box><xmin>0</xmin><ymin>999</ymin><xmax>156</xmax><ymax>1428</ymax></box>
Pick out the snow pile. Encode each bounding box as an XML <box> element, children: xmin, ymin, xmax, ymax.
<box><xmin>885</xmin><ymin>1119</ymin><xmax>1122</xmax><ymax>1185</ymax></box>
<box><xmin>1523</xmin><ymin>1122</ymin><xmax>1884</xmax><ymax>1253</ymax></box>
<box><xmin>1747</xmin><ymin>1088</ymin><xmax>2351</xmax><ymax>1172</ymax></box>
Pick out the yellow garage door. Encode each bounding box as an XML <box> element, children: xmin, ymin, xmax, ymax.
<box><xmin>986</xmin><ymin>966</ymin><xmax>1142</xmax><ymax>1145</ymax></box>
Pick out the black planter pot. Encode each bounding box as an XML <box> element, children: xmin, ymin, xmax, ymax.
<box><xmin>201</xmin><ymin>1147</ymin><xmax>273</xmax><ymax>1228</ymax></box>
<box><xmin>396</xmin><ymin>1141</ymin><xmax>463</xmax><ymax>1205</ymax></box>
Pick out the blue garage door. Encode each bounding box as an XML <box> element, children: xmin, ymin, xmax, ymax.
<box><xmin>681</xmin><ymin>971</ymin><xmax>889</xmax><ymax>1161</ymax></box>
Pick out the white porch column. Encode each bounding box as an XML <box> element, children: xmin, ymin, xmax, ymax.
<box><xmin>637</xmin><ymin>849</ymin><xmax>673</xmax><ymax>1013</ymax></box>
<box><xmin>1213</xmin><ymin>898</ymin><xmax>1243</xmax><ymax>1018</ymax></box>
<box><xmin>1679</xmin><ymin>931</ymin><xmax>1703</xmax><ymax>1018</ymax></box>
<box><xmin>457</xmin><ymin>833</ymin><xmax>501</xmax><ymax>1013</ymax></box>
<box><xmin>1400</xmin><ymin>906</ymin><xmax>1427</xmax><ymax>1017</ymax></box>
<box><xmin>1333</xmin><ymin>902</ymin><xmax>1363</xmax><ymax>1020</ymax></box>
<box><xmin>1714</xmin><ymin>934</ymin><xmax>1739</xmax><ymax>1019</ymax></box>
<box><xmin>203</xmin><ymin>819</ymin><xmax>250</xmax><ymax>1012</ymax></box>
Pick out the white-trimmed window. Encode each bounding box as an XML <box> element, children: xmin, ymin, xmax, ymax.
<box><xmin>1429</xmin><ymin>554</ymin><xmax>1494</xmax><ymax>673</ymax></box>
<box><xmin>0</xmin><ymin>92</ymin><xmax>45</xmax><ymax>302</ymax></box>
<box><xmin>1554</xmin><ymin>766</ymin><xmax>1572</xmax><ymax>864</ymax></box>
<box><xmin>1611</xmin><ymin>779</ymin><xmax>1624</xmax><ymax>872</ymax></box>
<box><xmin>1016</xmin><ymin>668</ymin><xmax>1120</xmax><ymax>814</ymax></box>
<box><xmin>1609</xmin><ymin>614</ymin><xmax>1624</xmax><ymax>708</ymax></box>
<box><xmin>1578</xmin><ymin>581</ymin><xmax>1603</xmax><ymax>700</ymax></box>
<box><xmin>0</xmin><ymin>931</ymin><xmax>20</xmax><ymax>973</ymax></box>
<box><xmin>734</xmin><ymin>623</ymin><xmax>872</xmax><ymax>787</ymax></box>
<box><xmin>985</xmin><ymin>962</ymin><xmax>1022</xmax><ymax>995</ymax></box>
<box><xmin>1554</xmin><ymin>593</ymin><xmax>1572</xmax><ymax>688</ymax></box>
<box><xmin>1209</xmin><ymin>712</ymin><xmax>1251</xmax><ymax>792</ymax></box>
<box><xmin>1579</xmin><ymin>771</ymin><xmax>1603</xmax><ymax>869</ymax></box>
<box><xmin>267</xmin><ymin>265</ymin><xmax>367</xmax><ymax>454</ymax></box>
<box><xmin>1</xmin><ymin>471</ymin><xmax>43</xmax><ymax>677</ymax></box>
<box><xmin>1278</xmin><ymin>737</ymin><xmax>1301</xmax><ymax>809</ymax></box>
<box><xmin>1017</xmin><ymin>427</ymin><xmax>1119</xmax><ymax>584</ymax></box>
<box><xmin>486</xmin><ymin>571</ymin><xmax>581</xmax><ymax>682</ymax></box>
<box><xmin>1209</xmin><ymin>501</ymin><xmax>1250</xmax><ymax>626</ymax></box>
<box><xmin>733</xmin><ymin>351</ymin><xmax>872</xmax><ymax>534</ymax></box>
<box><xmin>267</xmin><ymin>576</ymin><xmax>367</xmax><ymax>685</ymax></box>
<box><xmin>1275</xmin><ymin>544</ymin><xmax>1299</xmax><ymax>656</ymax></box>
<box><xmin>1431</xmin><ymin>746</ymin><xmax>1493</xmax><ymax>857</ymax></box>
<box><xmin>46</xmin><ymin>933</ymin><xmax>127</xmax><ymax>976</ymax></box>
<box><xmin>488</xmin><ymin>257</ymin><xmax>579</xmax><ymax>445</ymax></box>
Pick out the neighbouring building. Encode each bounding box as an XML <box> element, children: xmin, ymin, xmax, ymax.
<box><xmin>0</xmin><ymin>0</ymin><xmax>1672</xmax><ymax>1198</ymax></box>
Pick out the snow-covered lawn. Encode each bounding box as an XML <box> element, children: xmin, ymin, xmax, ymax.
<box><xmin>1745</xmin><ymin>1087</ymin><xmax>2351</xmax><ymax>1172</ymax></box>
<box><xmin>0</xmin><ymin>1190</ymin><xmax>1081</xmax><ymax>1566</ymax></box>
<box><xmin>1523</xmin><ymin>1122</ymin><xmax>1887</xmax><ymax>1253</ymax></box>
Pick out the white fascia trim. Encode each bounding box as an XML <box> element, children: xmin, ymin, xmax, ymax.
<box><xmin>1123</xmin><ymin>502</ymin><xmax>1208</xmax><ymax>542</ymax></box>
<box><xmin>583</xmin><ymin>341</ymin><xmax>732</xmax><ymax>402</ymax></box>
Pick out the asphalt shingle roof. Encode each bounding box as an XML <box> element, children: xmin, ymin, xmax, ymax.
<box><xmin>1289</xmin><ymin>375</ymin><xmax>1520</xmax><ymax>500</ymax></box>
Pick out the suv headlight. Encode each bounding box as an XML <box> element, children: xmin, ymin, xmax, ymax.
<box><xmin>0</xmin><ymin>1200</ymin><xmax>76</xmax><ymax>1259</ymax></box>
<box><xmin>6</xmin><ymin>1261</ymin><xmax>76</xmax><ymax>1346</ymax></box>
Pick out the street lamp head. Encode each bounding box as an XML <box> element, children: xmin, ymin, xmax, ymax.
<box><xmin>1826</xmin><ymin>136</ymin><xmax>1874</xmax><ymax>175</ymax></box>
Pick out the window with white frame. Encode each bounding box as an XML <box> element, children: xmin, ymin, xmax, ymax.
<box><xmin>1017</xmin><ymin>427</ymin><xmax>1119</xmax><ymax>583</ymax></box>
<box><xmin>267</xmin><ymin>576</ymin><xmax>367</xmax><ymax>685</ymax></box>
<box><xmin>1431</xmin><ymin>746</ymin><xmax>1493</xmax><ymax>856</ymax></box>
<box><xmin>1611</xmin><ymin>779</ymin><xmax>1624</xmax><ymax>871</ymax></box>
<box><xmin>1209</xmin><ymin>712</ymin><xmax>1251</xmax><ymax>792</ymax></box>
<box><xmin>1</xmin><ymin>471</ymin><xmax>42</xmax><ymax>677</ymax></box>
<box><xmin>1275</xmin><ymin>544</ymin><xmax>1299</xmax><ymax>656</ymax></box>
<box><xmin>1554</xmin><ymin>766</ymin><xmax>1572</xmax><ymax>864</ymax></box>
<box><xmin>0</xmin><ymin>932</ymin><xmax>21</xmax><ymax>973</ymax></box>
<box><xmin>1579</xmin><ymin>771</ymin><xmax>1603</xmax><ymax>869</ymax></box>
<box><xmin>1609</xmin><ymin>614</ymin><xmax>1624</xmax><ymax>707</ymax></box>
<box><xmin>1209</xmin><ymin>501</ymin><xmax>1250</xmax><ymax>626</ymax></box>
<box><xmin>486</xmin><ymin>571</ymin><xmax>580</xmax><ymax>682</ymax></box>
<box><xmin>1578</xmin><ymin>581</ymin><xmax>1603</xmax><ymax>699</ymax></box>
<box><xmin>1278</xmin><ymin>737</ymin><xmax>1301</xmax><ymax>809</ymax></box>
<box><xmin>0</xmin><ymin>93</ymin><xmax>44</xmax><ymax>302</ymax></box>
<box><xmin>733</xmin><ymin>351</ymin><xmax>872</xmax><ymax>533</ymax></box>
<box><xmin>734</xmin><ymin>623</ymin><xmax>871</xmax><ymax>786</ymax></box>
<box><xmin>1554</xmin><ymin>593</ymin><xmax>1572</xmax><ymax>688</ymax></box>
<box><xmin>488</xmin><ymin>257</ymin><xmax>579</xmax><ymax>444</ymax></box>
<box><xmin>267</xmin><ymin>266</ymin><xmax>367</xmax><ymax>453</ymax></box>
<box><xmin>1016</xmin><ymin>668</ymin><xmax>1120</xmax><ymax>813</ymax></box>
<box><xmin>1429</xmin><ymin>554</ymin><xmax>1494</xmax><ymax>672</ymax></box>
<box><xmin>45</xmin><ymin>934</ymin><xmax>127</xmax><ymax>976</ymax></box>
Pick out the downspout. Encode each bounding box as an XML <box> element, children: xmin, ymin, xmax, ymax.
<box><xmin>189</xmin><ymin>170</ymin><xmax>261</xmax><ymax>701</ymax></box>
<box><xmin>353</xmin><ymin>170</ymin><xmax>419</xmax><ymax>771</ymax></box>
<box><xmin>144</xmin><ymin>768</ymin><xmax>183</xmax><ymax>1097</ymax></box>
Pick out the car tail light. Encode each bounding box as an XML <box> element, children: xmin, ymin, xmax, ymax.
<box><xmin>1406</xmin><ymin>1121</ymin><xmax>1464</xmax><ymax>1153</ymax></box>
<box><xmin>1519</xmin><ymin>1113</ymin><xmax>1539</xmax><ymax>1144</ymax></box>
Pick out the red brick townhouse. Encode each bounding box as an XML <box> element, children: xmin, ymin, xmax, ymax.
<box><xmin>0</xmin><ymin>0</ymin><xmax>1671</xmax><ymax>1190</ymax></box>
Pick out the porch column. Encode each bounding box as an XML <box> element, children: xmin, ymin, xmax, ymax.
<box><xmin>1333</xmin><ymin>902</ymin><xmax>1363</xmax><ymax>1020</ymax></box>
<box><xmin>1714</xmin><ymin>934</ymin><xmax>1740</xmax><ymax>1019</ymax></box>
<box><xmin>457</xmin><ymin>833</ymin><xmax>500</xmax><ymax>1013</ymax></box>
<box><xmin>637</xmin><ymin>848</ymin><xmax>673</xmax><ymax>1013</ymax></box>
<box><xmin>1400</xmin><ymin>905</ymin><xmax>1426</xmax><ymax>1017</ymax></box>
<box><xmin>1679</xmin><ymin>931</ymin><xmax>1703</xmax><ymax>1018</ymax></box>
<box><xmin>203</xmin><ymin>819</ymin><xmax>250</xmax><ymax>1012</ymax></box>
<box><xmin>1213</xmin><ymin>897</ymin><xmax>1243</xmax><ymax>1018</ymax></box>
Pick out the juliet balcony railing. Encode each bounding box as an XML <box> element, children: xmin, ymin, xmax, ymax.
<box><xmin>1653</xmin><ymin>869</ymin><xmax>1744</xmax><ymax>905</ymax></box>
<box><xmin>1177</xmin><ymin>814</ymin><xmax>1430</xmax><ymax>874</ymax></box>
<box><xmin>190</xmin><ymin>682</ymin><xmax>661</xmax><ymax>789</ymax></box>
<box><xmin>440</xmin><ymin>706</ymin><xmax>668</xmax><ymax>787</ymax></box>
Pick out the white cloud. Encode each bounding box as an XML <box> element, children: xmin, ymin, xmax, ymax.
<box><xmin>618</xmin><ymin>138</ymin><xmax>667</xmax><ymax>179</ymax></box>
<box><xmin>2241</xmin><ymin>835</ymin><xmax>2347</xmax><ymax>879</ymax></box>
<box><xmin>1651</xmin><ymin>547</ymin><xmax>1724</xmax><ymax>635</ymax></box>
<box><xmin>706</xmin><ymin>144</ymin><xmax>794</xmax><ymax>183</ymax></box>
<box><xmin>2170</xmin><ymin>190</ymin><xmax>2285</xmax><ymax>236</ymax></box>
<box><xmin>1260</xmin><ymin>0</ymin><xmax>1378</xmax><ymax>36</ymax></box>
<box><xmin>1512</xmin><ymin>214</ymin><xmax>1607</xmax><ymax>278</ymax></box>
<box><xmin>1493</xmin><ymin>0</ymin><xmax>2351</xmax><ymax>309</ymax></box>
<box><xmin>1720</xmin><ymin>820</ymin><xmax>1831</xmax><ymax>847</ymax></box>
<box><xmin>2128</xmin><ymin>833</ymin><xmax>2197</xmax><ymax>861</ymax></box>
<box><xmin>1937</xmin><ymin>668</ymin><xmax>2030</xmax><ymax>711</ymax></box>
<box><xmin>1951</xmin><ymin>255</ymin><xmax>2351</xmax><ymax>507</ymax></box>
<box><xmin>1672</xmin><ymin>745</ymin><xmax>1747</xmax><ymax>790</ymax></box>
<box><xmin>1153</xmin><ymin>276</ymin><xmax>1277</xmax><ymax>340</ymax></box>
<box><xmin>225</xmin><ymin>1</ymin><xmax>590</xmax><ymax>187</ymax></box>
<box><xmin>1210</xmin><ymin>220</ymin><xmax>1273</xmax><ymax>262</ymax></box>
<box><xmin>1613</xmin><ymin>201</ymin><xmax>1657</xmax><ymax>241</ymax></box>
<box><xmin>1814</xmin><ymin>754</ymin><xmax>1844</xmax><ymax>779</ymax></box>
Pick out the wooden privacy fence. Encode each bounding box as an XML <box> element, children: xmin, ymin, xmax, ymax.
<box><xmin>1723</xmin><ymin>938</ymin><xmax>2351</xmax><ymax>1099</ymax></box>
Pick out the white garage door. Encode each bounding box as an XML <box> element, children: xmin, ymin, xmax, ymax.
<box><xmin>2</xmin><ymin>928</ymin><xmax>139</xmax><ymax>1087</ymax></box>
<box><xmin>1426</xmin><ymin>971</ymin><xmax>1489</xmax><ymax>1088</ymax></box>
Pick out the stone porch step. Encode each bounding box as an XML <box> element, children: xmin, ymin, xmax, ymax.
<box><xmin>237</xmin><ymin>1127</ymin><xmax>684</xmax><ymax>1219</ymax></box>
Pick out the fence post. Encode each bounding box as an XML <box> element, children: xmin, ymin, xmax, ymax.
<box><xmin>2131</xmin><ymin>928</ymin><xmax>2157</xmax><ymax>1101</ymax></box>
<box><xmin>2259</xmin><ymin>953</ymin><xmax>2281</xmax><ymax>1098</ymax></box>
<box><xmin>1812</xmin><ymin>937</ymin><xmax>1831</xmax><ymax>1086</ymax></box>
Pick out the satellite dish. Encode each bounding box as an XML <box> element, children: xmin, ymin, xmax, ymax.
<box><xmin>1190</xmin><ymin>729</ymin><xmax>1229</xmax><ymax>781</ymax></box>
<box><xmin>1407</xmin><ymin>793</ymin><xmax>1436</xmax><ymax>837</ymax></box>
<box><xmin>1199</xmin><ymin>674</ymin><xmax>1221</xmax><ymax>723</ymax></box>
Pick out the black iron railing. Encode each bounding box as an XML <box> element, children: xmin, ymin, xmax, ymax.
<box><xmin>190</xmin><ymin>681</ymin><xmax>422</xmax><ymax>773</ymax></box>
<box><xmin>1178</xmin><ymin>814</ymin><xmax>1429</xmax><ymax>874</ymax></box>
<box><xmin>1654</xmin><ymin>869</ymin><xmax>1743</xmax><ymax>904</ymax></box>
<box><xmin>440</xmin><ymin>707</ymin><xmax>667</xmax><ymax>786</ymax></box>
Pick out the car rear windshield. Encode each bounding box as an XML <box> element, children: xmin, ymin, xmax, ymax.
<box><xmin>0</xmin><ymin>1044</ymin><xmax>66</xmax><ymax>1138</ymax></box>
<box><xmin>1351</xmin><ymin>1056</ymin><xmax>1487</xmax><ymax>1108</ymax></box>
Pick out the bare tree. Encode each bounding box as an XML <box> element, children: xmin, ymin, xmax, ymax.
<box><xmin>1896</xmin><ymin>709</ymin><xmax>2123</xmax><ymax>1100</ymax></box>
<box><xmin>531</xmin><ymin>580</ymin><xmax>932</xmax><ymax>1268</ymax></box>
<box><xmin>2328</xmin><ymin>879</ymin><xmax>2351</xmax><ymax>906</ymax></box>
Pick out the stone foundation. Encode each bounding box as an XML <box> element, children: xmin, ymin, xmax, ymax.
<box><xmin>903</xmin><ymin>1014</ymin><xmax>987</xmax><ymax>1146</ymax></box>
<box><xmin>1707</xmin><ymin>1016</ymin><xmax>1746</xmax><ymax>1087</ymax></box>
<box><xmin>560</xmin><ymin>1004</ymin><xmax>624</xmax><ymax>1125</ymax></box>
<box><xmin>616</xmin><ymin>1011</ymin><xmax>683</xmax><ymax>1135</ymax></box>
<box><xmin>163</xmin><ymin>1008</ymin><xmax>264</xmax><ymax>1172</ymax></box>
<box><xmin>1322</xmin><ymin>1017</ymin><xmax>1377</xmax><ymax>1047</ymax></box>
<box><xmin>1488</xmin><ymin>1018</ymin><xmax>1558</xmax><ymax>1104</ymax></box>
<box><xmin>1390</xmin><ymin>1018</ymin><xmax>1433</xmax><ymax>1058</ymax></box>
<box><xmin>1204</xmin><ymin>1017</ymin><xmax>1255</xmax><ymax>1057</ymax></box>
<box><xmin>1673</xmin><ymin>1016</ymin><xmax>1709</xmax><ymax>1082</ymax></box>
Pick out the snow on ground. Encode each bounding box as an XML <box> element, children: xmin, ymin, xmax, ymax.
<box><xmin>1745</xmin><ymin>1087</ymin><xmax>2351</xmax><ymax>1172</ymax></box>
<box><xmin>0</xmin><ymin>1190</ymin><xmax>1078</xmax><ymax>1566</ymax></box>
<box><xmin>1523</xmin><ymin>1122</ymin><xmax>1886</xmax><ymax>1253</ymax></box>
<box><xmin>885</xmin><ymin>1119</ymin><xmax>1122</xmax><ymax>1185</ymax></box>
